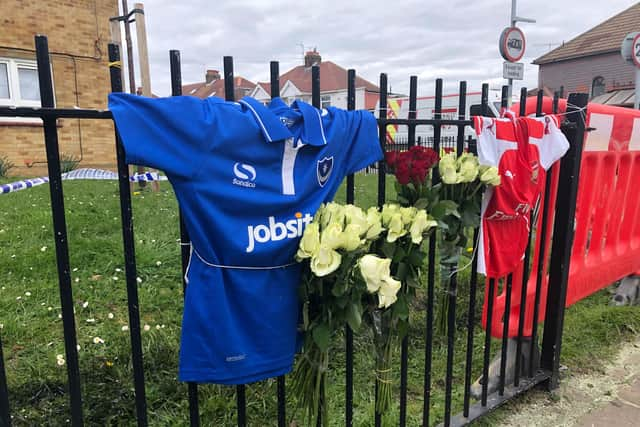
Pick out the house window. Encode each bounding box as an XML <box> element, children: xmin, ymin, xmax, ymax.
<box><xmin>591</xmin><ymin>76</ymin><xmax>605</xmax><ymax>98</ymax></box>
<box><xmin>321</xmin><ymin>95</ymin><xmax>331</xmax><ymax>108</ymax></box>
<box><xmin>0</xmin><ymin>58</ymin><xmax>41</xmax><ymax>107</ymax></box>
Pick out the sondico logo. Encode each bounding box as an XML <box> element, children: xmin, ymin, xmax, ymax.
<box><xmin>246</xmin><ymin>212</ymin><xmax>313</xmax><ymax>253</ymax></box>
<box><xmin>233</xmin><ymin>163</ymin><xmax>256</xmax><ymax>188</ymax></box>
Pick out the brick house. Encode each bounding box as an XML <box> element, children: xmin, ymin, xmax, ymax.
<box><xmin>533</xmin><ymin>3</ymin><xmax>640</xmax><ymax>106</ymax></box>
<box><xmin>1</xmin><ymin>0</ymin><xmax>119</xmax><ymax>176</ymax></box>
<box><xmin>250</xmin><ymin>49</ymin><xmax>380</xmax><ymax>111</ymax></box>
<box><xmin>182</xmin><ymin>69</ymin><xmax>256</xmax><ymax>101</ymax></box>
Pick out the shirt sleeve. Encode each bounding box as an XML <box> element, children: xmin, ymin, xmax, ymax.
<box><xmin>342</xmin><ymin>109</ymin><xmax>383</xmax><ymax>175</ymax></box>
<box><xmin>108</xmin><ymin>93</ymin><xmax>218</xmax><ymax>179</ymax></box>
<box><xmin>537</xmin><ymin>115</ymin><xmax>569</xmax><ymax>170</ymax></box>
<box><xmin>474</xmin><ymin>116</ymin><xmax>500</xmax><ymax>167</ymax></box>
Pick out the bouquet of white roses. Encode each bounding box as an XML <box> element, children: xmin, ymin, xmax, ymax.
<box><xmin>357</xmin><ymin>203</ymin><xmax>437</xmax><ymax>414</ymax></box>
<box><xmin>292</xmin><ymin>202</ymin><xmax>383</xmax><ymax>426</ymax></box>
<box><xmin>432</xmin><ymin>151</ymin><xmax>500</xmax><ymax>334</ymax></box>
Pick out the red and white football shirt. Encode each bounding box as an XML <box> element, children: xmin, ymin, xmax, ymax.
<box><xmin>474</xmin><ymin>114</ymin><xmax>569</xmax><ymax>278</ymax></box>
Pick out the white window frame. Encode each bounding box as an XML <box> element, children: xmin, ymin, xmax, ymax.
<box><xmin>0</xmin><ymin>57</ymin><xmax>46</xmax><ymax>124</ymax></box>
<box><xmin>320</xmin><ymin>94</ymin><xmax>331</xmax><ymax>109</ymax></box>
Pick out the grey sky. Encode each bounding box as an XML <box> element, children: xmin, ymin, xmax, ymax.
<box><xmin>123</xmin><ymin>0</ymin><xmax>639</xmax><ymax>98</ymax></box>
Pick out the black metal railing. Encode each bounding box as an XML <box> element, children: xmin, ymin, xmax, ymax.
<box><xmin>0</xmin><ymin>35</ymin><xmax>587</xmax><ymax>427</ymax></box>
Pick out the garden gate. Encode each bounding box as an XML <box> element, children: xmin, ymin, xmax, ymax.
<box><xmin>0</xmin><ymin>35</ymin><xmax>587</xmax><ymax>426</ymax></box>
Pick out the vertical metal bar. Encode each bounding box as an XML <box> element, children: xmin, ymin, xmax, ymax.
<box><xmin>377</xmin><ymin>74</ymin><xmax>388</xmax><ymax>208</ymax></box>
<box><xmin>481</xmin><ymin>278</ymin><xmax>496</xmax><ymax>406</ymax></box>
<box><xmin>498</xmin><ymin>274</ymin><xmax>513</xmax><ymax>396</ymax></box>
<box><xmin>169</xmin><ymin>49</ymin><xmax>200</xmax><ymax>427</ymax></box>
<box><xmin>0</xmin><ymin>333</ymin><xmax>11</xmax><ymax>427</ymax></box>
<box><xmin>528</xmin><ymin>87</ymin><xmax>548</xmax><ymax>377</ymax></box>
<box><xmin>462</xmin><ymin>228</ymin><xmax>479</xmax><ymax>417</ymax></box>
<box><xmin>270</xmin><ymin>61</ymin><xmax>280</xmax><ymax>99</ymax></box>
<box><xmin>407</xmin><ymin>76</ymin><xmax>417</xmax><ymax>148</ymax></box>
<box><xmin>222</xmin><ymin>56</ymin><xmax>245</xmax><ymax>427</ymax></box>
<box><xmin>541</xmin><ymin>93</ymin><xmax>589</xmax><ymax>389</ymax></box>
<box><xmin>224</xmin><ymin>56</ymin><xmax>235</xmax><ymax>102</ymax></box>
<box><xmin>501</xmin><ymin>85</ymin><xmax>509</xmax><ymax>110</ymax></box>
<box><xmin>481</xmin><ymin>83</ymin><xmax>489</xmax><ymax>116</ymax></box>
<box><xmin>268</xmin><ymin>61</ymin><xmax>287</xmax><ymax>427</ymax></box>
<box><xmin>35</xmin><ymin>34</ymin><xmax>84</xmax><ymax>427</ymax></box>
<box><xmin>109</xmin><ymin>43</ymin><xmax>148</xmax><ymax>427</ymax></box>
<box><xmin>559</xmin><ymin>86</ymin><xmax>565</xmax><ymax>99</ymax></box>
<box><xmin>422</xmin><ymin>78</ymin><xmax>442</xmax><ymax>427</ymax></box>
<box><xmin>443</xmin><ymin>263</ymin><xmax>458</xmax><ymax>426</ymax></box>
<box><xmin>456</xmin><ymin>81</ymin><xmax>467</xmax><ymax>155</ymax></box>
<box><xmin>345</xmin><ymin>68</ymin><xmax>356</xmax><ymax>427</ymax></box>
<box><xmin>312</xmin><ymin>65</ymin><xmax>320</xmax><ymax>108</ymax></box>
<box><xmin>553</xmin><ymin>92</ymin><xmax>559</xmax><ymax>113</ymax></box>
<box><xmin>399</xmin><ymin>75</ymin><xmax>417</xmax><ymax>427</ymax></box>
<box><xmin>514</xmin><ymin>86</ymin><xmax>530</xmax><ymax>387</ymax></box>
<box><xmin>536</xmin><ymin>91</ymin><xmax>544</xmax><ymax>116</ymax></box>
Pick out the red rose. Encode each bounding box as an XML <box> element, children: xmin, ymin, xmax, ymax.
<box><xmin>385</xmin><ymin>151</ymin><xmax>398</xmax><ymax>170</ymax></box>
<box><xmin>396</xmin><ymin>161</ymin><xmax>411</xmax><ymax>185</ymax></box>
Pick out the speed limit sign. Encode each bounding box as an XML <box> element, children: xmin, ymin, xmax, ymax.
<box><xmin>633</xmin><ymin>33</ymin><xmax>640</xmax><ymax>67</ymax></box>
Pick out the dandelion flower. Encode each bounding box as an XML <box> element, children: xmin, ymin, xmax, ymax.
<box><xmin>105</xmin><ymin>360</ymin><xmax>114</xmax><ymax>367</ymax></box>
<box><xmin>93</xmin><ymin>337</ymin><xmax>104</xmax><ymax>344</ymax></box>
<box><xmin>108</xmin><ymin>313</ymin><xmax>114</xmax><ymax>319</ymax></box>
<box><xmin>143</xmin><ymin>324</ymin><xmax>150</xmax><ymax>331</ymax></box>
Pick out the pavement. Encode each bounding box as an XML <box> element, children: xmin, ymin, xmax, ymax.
<box><xmin>495</xmin><ymin>337</ymin><xmax>640</xmax><ymax>427</ymax></box>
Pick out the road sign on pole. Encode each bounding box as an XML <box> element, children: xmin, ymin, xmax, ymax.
<box><xmin>621</xmin><ymin>32</ymin><xmax>640</xmax><ymax>109</ymax></box>
<box><xmin>503</xmin><ymin>62</ymin><xmax>524</xmax><ymax>80</ymax></box>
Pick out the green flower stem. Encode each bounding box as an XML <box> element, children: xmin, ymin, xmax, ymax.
<box><xmin>375</xmin><ymin>331</ymin><xmax>394</xmax><ymax>414</ymax></box>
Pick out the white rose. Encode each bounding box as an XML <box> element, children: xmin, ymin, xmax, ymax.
<box><xmin>341</xmin><ymin>223</ymin><xmax>363</xmax><ymax>251</ymax></box>
<box><xmin>378</xmin><ymin>276</ymin><xmax>402</xmax><ymax>309</ymax></box>
<box><xmin>344</xmin><ymin>205</ymin><xmax>368</xmax><ymax>236</ymax></box>
<box><xmin>365</xmin><ymin>207</ymin><xmax>383</xmax><ymax>240</ymax></box>
<box><xmin>321</xmin><ymin>222</ymin><xmax>344</xmax><ymax>250</ymax></box>
<box><xmin>409</xmin><ymin>210</ymin><xmax>438</xmax><ymax>244</ymax></box>
<box><xmin>359</xmin><ymin>254</ymin><xmax>391</xmax><ymax>293</ymax></box>
<box><xmin>310</xmin><ymin>245</ymin><xmax>342</xmax><ymax>277</ymax></box>
<box><xmin>296</xmin><ymin>222</ymin><xmax>321</xmax><ymax>260</ymax></box>
<box><xmin>386</xmin><ymin>213</ymin><xmax>407</xmax><ymax>243</ymax></box>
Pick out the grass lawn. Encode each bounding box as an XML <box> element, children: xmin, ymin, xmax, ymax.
<box><xmin>1</xmin><ymin>175</ymin><xmax>639</xmax><ymax>426</ymax></box>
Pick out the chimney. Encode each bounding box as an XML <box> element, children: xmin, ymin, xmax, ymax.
<box><xmin>205</xmin><ymin>69</ymin><xmax>220</xmax><ymax>84</ymax></box>
<box><xmin>304</xmin><ymin>49</ymin><xmax>321</xmax><ymax>68</ymax></box>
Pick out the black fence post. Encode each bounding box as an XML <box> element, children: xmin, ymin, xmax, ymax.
<box><xmin>108</xmin><ymin>43</ymin><xmax>149</xmax><ymax>427</ymax></box>
<box><xmin>0</xmin><ymin>333</ymin><xmax>10</xmax><ymax>427</ymax></box>
<box><xmin>35</xmin><ymin>34</ymin><xmax>84</xmax><ymax>427</ymax></box>
<box><xmin>169</xmin><ymin>49</ymin><xmax>201</xmax><ymax>427</ymax></box>
<box><xmin>540</xmin><ymin>92</ymin><xmax>588</xmax><ymax>389</ymax></box>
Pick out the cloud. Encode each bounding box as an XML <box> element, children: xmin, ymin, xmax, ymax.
<box><xmin>118</xmin><ymin>0</ymin><xmax>637</xmax><ymax>98</ymax></box>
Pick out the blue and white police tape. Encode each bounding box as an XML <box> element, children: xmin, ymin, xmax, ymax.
<box><xmin>1</xmin><ymin>168</ymin><xmax>167</xmax><ymax>195</ymax></box>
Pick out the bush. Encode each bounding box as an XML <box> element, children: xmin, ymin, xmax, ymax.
<box><xmin>59</xmin><ymin>153</ymin><xmax>80</xmax><ymax>173</ymax></box>
<box><xmin>0</xmin><ymin>155</ymin><xmax>15</xmax><ymax>178</ymax></box>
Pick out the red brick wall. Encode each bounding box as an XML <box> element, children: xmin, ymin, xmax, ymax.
<box><xmin>537</xmin><ymin>52</ymin><xmax>636</xmax><ymax>96</ymax></box>
<box><xmin>0</xmin><ymin>0</ymin><xmax>119</xmax><ymax>177</ymax></box>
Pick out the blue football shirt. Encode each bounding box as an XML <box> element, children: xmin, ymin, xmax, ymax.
<box><xmin>108</xmin><ymin>94</ymin><xmax>382</xmax><ymax>384</ymax></box>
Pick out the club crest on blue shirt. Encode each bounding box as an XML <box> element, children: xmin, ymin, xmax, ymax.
<box><xmin>316</xmin><ymin>156</ymin><xmax>333</xmax><ymax>187</ymax></box>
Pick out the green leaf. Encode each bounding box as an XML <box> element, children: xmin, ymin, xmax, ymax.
<box><xmin>414</xmin><ymin>198</ymin><xmax>429</xmax><ymax>209</ymax></box>
<box><xmin>302</xmin><ymin>302</ymin><xmax>310</xmax><ymax>330</ymax></box>
<box><xmin>430</xmin><ymin>200</ymin><xmax>460</xmax><ymax>220</ymax></box>
<box><xmin>381</xmin><ymin>240</ymin><xmax>395</xmax><ymax>259</ymax></box>
<box><xmin>407</xmin><ymin>274</ymin><xmax>421</xmax><ymax>288</ymax></box>
<box><xmin>345</xmin><ymin>302</ymin><xmax>362</xmax><ymax>331</ymax></box>
<box><xmin>396</xmin><ymin>262</ymin><xmax>409</xmax><ymax>281</ymax></box>
<box><xmin>393</xmin><ymin>294</ymin><xmax>409</xmax><ymax>321</ymax></box>
<box><xmin>392</xmin><ymin>245</ymin><xmax>407</xmax><ymax>263</ymax></box>
<box><xmin>397</xmin><ymin>195</ymin><xmax>410</xmax><ymax>205</ymax></box>
<box><xmin>409</xmin><ymin>251</ymin><xmax>425</xmax><ymax>267</ymax></box>
<box><xmin>312</xmin><ymin>323</ymin><xmax>331</xmax><ymax>352</ymax></box>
